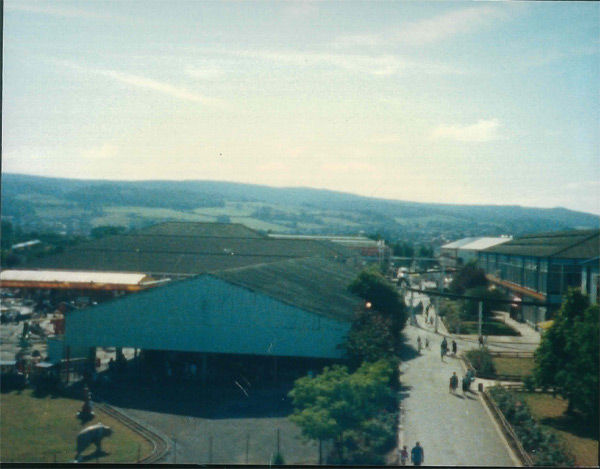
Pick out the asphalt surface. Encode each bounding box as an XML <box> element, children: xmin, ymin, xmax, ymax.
<box><xmin>400</xmin><ymin>292</ymin><xmax>520</xmax><ymax>466</ymax></box>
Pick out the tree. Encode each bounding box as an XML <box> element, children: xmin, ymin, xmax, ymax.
<box><xmin>463</xmin><ymin>286</ymin><xmax>507</xmax><ymax>320</ymax></box>
<box><xmin>288</xmin><ymin>360</ymin><xmax>394</xmax><ymax>463</ymax></box>
<box><xmin>341</xmin><ymin>308</ymin><xmax>396</xmax><ymax>367</ymax></box>
<box><xmin>533</xmin><ymin>289</ymin><xmax>599</xmax><ymax>420</ymax></box>
<box><xmin>449</xmin><ymin>261</ymin><xmax>488</xmax><ymax>294</ymax></box>
<box><xmin>348</xmin><ymin>268</ymin><xmax>406</xmax><ymax>354</ymax></box>
<box><xmin>417</xmin><ymin>245</ymin><xmax>434</xmax><ymax>258</ymax></box>
<box><xmin>392</xmin><ymin>241</ymin><xmax>414</xmax><ymax>258</ymax></box>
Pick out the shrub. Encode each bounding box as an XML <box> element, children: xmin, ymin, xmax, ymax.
<box><xmin>440</xmin><ymin>300</ymin><xmax>464</xmax><ymax>333</ymax></box>
<box><xmin>488</xmin><ymin>387</ymin><xmax>574</xmax><ymax>466</ymax></box>
<box><xmin>465</xmin><ymin>348</ymin><xmax>496</xmax><ymax>377</ymax></box>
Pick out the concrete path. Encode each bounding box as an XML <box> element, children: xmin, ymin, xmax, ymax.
<box><xmin>399</xmin><ymin>293</ymin><xmax>520</xmax><ymax>466</ymax></box>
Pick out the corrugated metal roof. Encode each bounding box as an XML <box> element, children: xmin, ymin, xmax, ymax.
<box><xmin>24</xmin><ymin>223</ymin><xmax>355</xmax><ymax>275</ymax></box>
<box><xmin>213</xmin><ymin>257</ymin><xmax>362</xmax><ymax>322</ymax></box>
<box><xmin>0</xmin><ymin>270</ymin><xmax>150</xmax><ymax>285</ymax></box>
<box><xmin>483</xmin><ymin>229</ymin><xmax>599</xmax><ymax>259</ymax></box>
<box><xmin>138</xmin><ymin>221</ymin><xmax>265</xmax><ymax>238</ymax></box>
<box><xmin>458</xmin><ymin>237</ymin><xmax>511</xmax><ymax>251</ymax></box>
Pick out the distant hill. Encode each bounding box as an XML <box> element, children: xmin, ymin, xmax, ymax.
<box><xmin>2</xmin><ymin>173</ymin><xmax>598</xmax><ymax>244</ymax></box>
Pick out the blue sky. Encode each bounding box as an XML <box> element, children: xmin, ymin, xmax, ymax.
<box><xmin>3</xmin><ymin>1</ymin><xmax>599</xmax><ymax>214</ymax></box>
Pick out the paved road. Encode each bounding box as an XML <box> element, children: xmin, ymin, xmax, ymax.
<box><xmin>400</xmin><ymin>294</ymin><xmax>519</xmax><ymax>466</ymax></box>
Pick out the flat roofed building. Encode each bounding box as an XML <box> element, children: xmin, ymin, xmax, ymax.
<box><xmin>479</xmin><ymin>229</ymin><xmax>599</xmax><ymax>324</ymax></box>
<box><xmin>0</xmin><ymin>270</ymin><xmax>159</xmax><ymax>291</ymax></box>
<box><xmin>441</xmin><ymin>237</ymin><xmax>510</xmax><ymax>267</ymax></box>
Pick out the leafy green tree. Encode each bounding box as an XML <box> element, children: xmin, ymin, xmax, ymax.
<box><xmin>440</xmin><ymin>300</ymin><xmax>465</xmax><ymax>333</ymax></box>
<box><xmin>533</xmin><ymin>289</ymin><xmax>599</xmax><ymax>420</ymax></box>
<box><xmin>417</xmin><ymin>245</ymin><xmax>434</xmax><ymax>258</ymax></box>
<box><xmin>463</xmin><ymin>286</ymin><xmax>507</xmax><ymax>320</ymax></box>
<box><xmin>288</xmin><ymin>360</ymin><xmax>394</xmax><ymax>463</ymax></box>
<box><xmin>449</xmin><ymin>261</ymin><xmax>488</xmax><ymax>294</ymax></box>
<box><xmin>340</xmin><ymin>308</ymin><xmax>395</xmax><ymax>368</ymax></box>
<box><xmin>348</xmin><ymin>268</ymin><xmax>406</xmax><ymax>355</ymax></box>
<box><xmin>392</xmin><ymin>241</ymin><xmax>414</xmax><ymax>258</ymax></box>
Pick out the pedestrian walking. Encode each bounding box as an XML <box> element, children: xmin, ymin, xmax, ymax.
<box><xmin>425</xmin><ymin>338</ymin><xmax>430</xmax><ymax>349</ymax></box>
<box><xmin>417</xmin><ymin>336</ymin><xmax>422</xmax><ymax>353</ymax></box>
<box><xmin>411</xmin><ymin>442</ymin><xmax>424</xmax><ymax>466</ymax></box>
<box><xmin>441</xmin><ymin>337</ymin><xmax>448</xmax><ymax>361</ymax></box>
<box><xmin>399</xmin><ymin>445</ymin><xmax>409</xmax><ymax>465</ymax></box>
<box><xmin>452</xmin><ymin>340</ymin><xmax>457</xmax><ymax>356</ymax></box>
<box><xmin>478</xmin><ymin>335</ymin><xmax>484</xmax><ymax>348</ymax></box>
<box><xmin>462</xmin><ymin>375</ymin><xmax>469</xmax><ymax>395</ymax></box>
<box><xmin>450</xmin><ymin>372</ymin><xmax>458</xmax><ymax>394</ymax></box>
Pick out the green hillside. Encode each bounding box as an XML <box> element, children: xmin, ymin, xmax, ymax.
<box><xmin>2</xmin><ymin>173</ymin><xmax>598</xmax><ymax>243</ymax></box>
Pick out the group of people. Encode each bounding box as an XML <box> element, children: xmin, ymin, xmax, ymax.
<box><xmin>416</xmin><ymin>336</ymin><xmax>459</xmax><ymax>360</ymax></box>
<box><xmin>398</xmin><ymin>442</ymin><xmax>424</xmax><ymax>466</ymax></box>
<box><xmin>449</xmin><ymin>367</ymin><xmax>477</xmax><ymax>395</ymax></box>
<box><xmin>439</xmin><ymin>338</ymin><xmax>458</xmax><ymax>361</ymax></box>
<box><xmin>423</xmin><ymin>305</ymin><xmax>435</xmax><ymax>326</ymax></box>
<box><xmin>416</xmin><ymin>336</ymin><xmax>430</xmax><ymax>353</ymax></box>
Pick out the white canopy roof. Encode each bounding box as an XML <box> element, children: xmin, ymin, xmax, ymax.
<box><xmin>0</xmin><ymin>270</ymin><xmax>150</xmax><ymax>286</ymax></box>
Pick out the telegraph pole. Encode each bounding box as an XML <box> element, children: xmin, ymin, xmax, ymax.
<box><xmin>478</xmin><ymin>301</ymin><xmax>483</xmax><ymax>338</ymax></box>
<box><xmin>435</xmin><ymin>263</ymin><xmax>444</xmax><ymax>333</ymax></box>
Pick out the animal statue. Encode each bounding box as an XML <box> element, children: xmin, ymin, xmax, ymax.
<box><xmin>75</xmin><ymin>423</ymin><xmax>113</xmax><ymax>461</ymax></box>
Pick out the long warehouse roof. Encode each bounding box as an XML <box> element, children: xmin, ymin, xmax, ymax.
<box><xmin>23</xmin><ymin>222</ymin><xmax>356</xmax><ymax>275</ymax></box>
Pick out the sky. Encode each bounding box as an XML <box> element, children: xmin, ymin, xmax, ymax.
<box><xmin>3</xmin><ymin>1</ymin><xmax>599</xmax><ymax>215</ymax></box>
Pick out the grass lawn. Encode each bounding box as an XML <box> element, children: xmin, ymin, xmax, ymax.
<box><xmin>460</xmin><ymin>319</ymin><xmax>521</xmax><ymax>336</ymax></box>
<box><xmin>521</xmin><ymin>392</ymin><xmax>598</xmax><ymax>467</ymax></box>
<box><xmin>0</xmin><ymin>389</ymin><xmax>153</xmax><ymax>463</ymax></box>
<box><xmin>492</xmin><ymin>357</ymin><xmax>535</xmax><ymax>378</ymax></box>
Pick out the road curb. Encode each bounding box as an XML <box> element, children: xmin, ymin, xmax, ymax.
<box><xmin>457</xmin><ymin>355</ymin><xmax>522</xmax><ymax>467</ymax></box>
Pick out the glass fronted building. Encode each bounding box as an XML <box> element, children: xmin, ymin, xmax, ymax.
<box><xmin>479</xmin><ymin>229</ymin><xmax>599</xmax><ymax>326</ymax></box>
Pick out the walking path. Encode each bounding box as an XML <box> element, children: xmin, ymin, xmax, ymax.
<box><xmin>399</xmin><ymin>293</ymin><xmax>522</xmax><ymax>466</ymax></box>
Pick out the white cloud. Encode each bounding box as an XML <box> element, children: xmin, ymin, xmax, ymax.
<box><xmin>83</xmin><ymin>144</ymin><xmax>118</xmax><ymax>159</ymax></box>
<box><xmin>431</xmin><ymin>119</ymin><xmax>501</xmax><ymax>143</ymax></box>
<box><xmin>332</xmin><ymin>6</ymin><xmax>506</xmax><ymax>49</ymax></box>
<box><xmin>332</xmin><ymin>34</ymin><xmax>379</xmax><ymax>49</ymax></box>
<box><xmin>371</xmin><ymin>135</ymin><xmax>403</xmax><ymax>145</ymax></box>
<box><xmin>563</xmin><ymin>180</ymin><xmax>600</xmax><ymax>190</ymax></box>
<box><xmin>5</xmin><ymin>2</ymin><xmax>131</xmax><ymax>23</ymax></box>
<box><xmin>394</xmin><ymin>6</ymin><xmax>506</xmax><ymax>46</ymax></box>
<box><xmin>281</xmin><ymin>0</ymin><xmax>319</xmax><ymax>19</ymax></box>
<box><xmin>320</xmin><ymin>161</ymin><xmax>377</xmax><ymax>174</ymax></box>
<box><xmin>54</xmin><ymin>60</ymin><xmax>221</xmax><ymax>106</ymax></box>
<box><xmin>227</xmin><ymin>49</ymin><xmax>461</xmax><ymax>76</ymax></box>
<box><xmin>97</xmin><ymin>69</ymin><xmax>218</xmax><ymax>105</ymax></box>
<box><xmin>185</xmin><ymin>67</ymin><xmax>225</xmax><ymax>80</ymax></box>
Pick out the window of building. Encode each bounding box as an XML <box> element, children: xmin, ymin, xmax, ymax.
<box><xmin>524</xmin><ymin>258</ymin><xmax>538</xmax><ymax>291</ymax></box>
<box><xmin>538</xmin><ymin>260</ymin><xmax>548</xmax><ymax>294</ymax></box>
